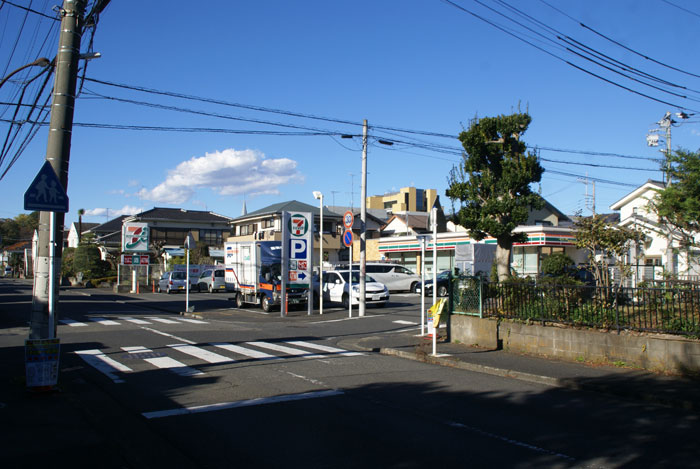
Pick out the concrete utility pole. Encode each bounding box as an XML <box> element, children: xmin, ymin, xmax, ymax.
<box><xmin>30</xmin><ymin>0</ymin><xmax>85</xmax><ymax>339</ymax></box>
<box><xmin>359</xmin><ymin>119</ymin><xmax>368</xmax><ymax>317</ymax></box>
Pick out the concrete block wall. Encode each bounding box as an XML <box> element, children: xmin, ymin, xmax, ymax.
<box><xmin>450</xmin><ymin>314</ymin><xmax>700</xmax><ymax>374</ymax></box>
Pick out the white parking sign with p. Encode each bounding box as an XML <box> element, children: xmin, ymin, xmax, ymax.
<box><xmin>290</xmin><ymin>239</ymin><xmax>307</xmax><ymax>259</ymax></box>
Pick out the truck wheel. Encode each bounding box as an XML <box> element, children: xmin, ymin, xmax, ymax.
<box><xmin>261</xmin><ymin>295</ymin><xmax>272</xmax><ymax>313</ymax></box>
<box><xmin>342</xmin><ymin>294</ymin><xmax>349</xmax><ymax>310</ymax></box>
<box><xmin>236</xmin><ymin>293</ymin><xmax>245</xmax><ymax>308</ymax></box>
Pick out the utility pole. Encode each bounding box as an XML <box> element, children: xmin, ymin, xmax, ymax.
<box><xmin>30</xmin><ymin>0</ymin><xmax>85</xmax><ymax>339</ymax></box>
<box><xmin>359</xmin><ymin>119</ymin><xmax>368</xmax><ymax>317</ymax></box>
<box><xmin>578</xmin><ymin>175</ymin><xmax>596</xmax><ymax>215</ymax></box>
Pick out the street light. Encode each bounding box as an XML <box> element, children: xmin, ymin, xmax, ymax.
<box><xmin>313</xmin><ymin>190</ymin><xmax>324</xmax><ymax>315</ymax></box>
<box><xmin>0</xmin><ymin>57</ymin><xmax>51</xmax><ymax>89</ymax></box>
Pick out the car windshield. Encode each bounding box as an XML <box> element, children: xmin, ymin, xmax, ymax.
<box><xmin>172</xmin><ymin>272</ymin><xmax>186</xmax><ymax>280</ymax></box>
<box><xmin>338</xmin><ymin>272</ymin><xmax>376</xmax><ymax>284</ymax></box>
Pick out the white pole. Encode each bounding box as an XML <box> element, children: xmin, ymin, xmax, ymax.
<box><xmin>48</xmin><ymin>212</ymin><xmax>55</xmax><ymax>339</ymax></box>
<box><xmin>420</xmin><ymin>237</ymin><xmax>426</xmax><ymax>336</ymax></box>
<box><xmin>348</xmin><ymin>244</ymin><xmax>353</xmax><ymax>318</ymax></box>
<box><xmin>432</xmin><ymin>207</ymin><xmax>438</xmax><ymax>356</ymax></box>
<box><xmin>186</xmin><ymin>246</ymin><xmax>190</xmax><ymax>313</ymax></box>
<box><xmin>319</xmin><ymin>194</ymin><xmax>324</xmax><ymax>315</ymax></box>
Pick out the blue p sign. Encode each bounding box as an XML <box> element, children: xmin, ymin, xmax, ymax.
<box><xmin>290</xmin><ymin>239</ymin><xmax>307</xmax><ymax>259</ymax></box>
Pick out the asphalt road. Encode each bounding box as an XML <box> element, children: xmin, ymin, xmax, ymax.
<box><xmin>3</xmin><ymin>280</ymin><xmax>699</xmax><ymax>468</ymax></box>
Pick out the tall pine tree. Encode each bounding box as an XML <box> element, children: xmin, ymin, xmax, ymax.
<box><xmin>446</xmin><ymin>112</ymin><xmax>544</xmax><ymax>281</ymax></box>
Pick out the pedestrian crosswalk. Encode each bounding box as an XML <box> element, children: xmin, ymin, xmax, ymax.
<box><xmin>59</xmin><ymin>316</ymin><xmax>208</xmax><ymax>327</ymax></box>
<box><xmin>75</xmin><ymin>340</ymin><xmax>364</xmax><ymax>383</ymax></box>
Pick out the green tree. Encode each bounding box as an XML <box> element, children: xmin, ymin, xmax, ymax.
<box><xmin>575</xmin><ymin>214</ymin><xmax>645</xmax><ymax>304</ymax></box>
<box><xmin>446</xmin><ymin>112</ymin><xmax>544</xmax><ymax>281</ymax></box>
<box><xmin>650</xmin><ymin>148</ymin><xmax>700</xmax><ymax>276</ymax></box>
<box><xmin>77</xmin><ymin>208</ymin><xmax>86</xmax><ymax>244</ymax></box>
<box><xmin>73</xmin><ymin>243</ymin><xmax>109</xmax><ymax>280</ymax></box>
<box><xmin>541</xmin><ymin>252</ymin><xmax>574</xmax><ymax>277</ymax></box>
<box><xmin>0</xmin><ymin>212</ymin><xmax>39</xmax><ymax>248</ymax></box>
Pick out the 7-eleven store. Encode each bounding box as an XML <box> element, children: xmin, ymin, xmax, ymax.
<box><xmin>375</xmin><ymin>226</ymin><xmax>583</xmax><ymax>277</ymax></box>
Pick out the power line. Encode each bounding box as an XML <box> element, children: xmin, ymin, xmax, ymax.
<box><xmin>0</xmin><ymin>0</ymin><xmax>58</xmax><ymax>21</ymax></box>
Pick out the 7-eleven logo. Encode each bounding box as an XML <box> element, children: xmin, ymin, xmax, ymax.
<box><xmin>288</xmin><ymin>214</ymin><xmax>308</xmax><ymax>237</ymax></box>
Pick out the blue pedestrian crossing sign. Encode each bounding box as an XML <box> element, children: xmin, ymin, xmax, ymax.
<box><xmin>24</xmin><ymin>161</ymin><xmax>69</xmax><ymax>212</ymax></box>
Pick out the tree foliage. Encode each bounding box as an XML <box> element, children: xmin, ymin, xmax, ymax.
<box><xmin>541</xmin><ymin>252</ymin><xmax>574</xmax><ymax>277</ymax></box>
<box><xmin>0</xmin><ymin>212</ymin><xmax>39</xmax><ymax>248</ymax></box>
<box><xmin>446</xmin><ymin>112</ymin><xmax>544</xmax><ymax>281</ymax></box>
<box><xmin>650</xmin><ymin>148</ymin><xmax>700</xmax><ymax>275</ymax></box>
<box><xmin>73</xmin><ymin>243</ymin><xmax>110</xmax><ymax>280</ymax></box>
<box><xmin>575</xmin><ymin>214</ymin><xmax>645</xmax><ymax>303</ymax></box>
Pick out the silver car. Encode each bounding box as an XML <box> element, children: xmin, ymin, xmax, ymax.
<box><xmin>197</xmin><ymin>268</ymin><xmax>227</xmax><ymax>293</ymax></box>
<box><xmin>314</xmin><ymin>270</ymin><xmax>389</xmax><ymax>309</ymax></box>
<box><xmin>157</xmin><ymin>271</ymin><xmax>188</xmax><ymax>294</ymax></box>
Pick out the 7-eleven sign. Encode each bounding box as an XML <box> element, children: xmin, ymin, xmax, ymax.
<box><xmin>288</xmin><ymin>213</ymin><xmax>309</xmax><ymax>237</ymax></box>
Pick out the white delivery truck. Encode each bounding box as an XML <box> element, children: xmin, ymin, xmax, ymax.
<box><xmin>224</xmin><ymin>241</ymin><xmax>308</xmax><ymax>312</ymax></box>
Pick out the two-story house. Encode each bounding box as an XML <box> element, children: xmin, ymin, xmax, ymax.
<box><xmin>227</xmin><ymin>200</ymin><xmax>344</xmax><ymax>268</ymax></box>
<box><xmin>610</xmin><ymin>179</ymin><xmax>700</xmax><ymax>282</ymax></box>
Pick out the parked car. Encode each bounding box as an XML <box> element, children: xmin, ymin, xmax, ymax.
<box><xmin>362</xmin><ymin>263</ymin><xmax>422</xmax><ymax>292</ymax></box>
<box><xmin>3</xmin><ymin>266</ymin><xmax>11</xmax><ymax>277</ymax></box>
<box><xmin>416</xmin><ymin>270</ymin><xmax>451</xmax><ymax>297</ymax></box>
<box><xmin>157</xmin><ymin>271</ymin><xmax>189</xmax><ymax>294</ymax></box>
<box><xmin>313</xmin><ymin>270</ymin><xmax>389</xmax><ymax>308</ymax></box>
<box><xmin>197</xmin><ymin>268</ymin><xmax>227</xmax><ymax>293</ymax></box>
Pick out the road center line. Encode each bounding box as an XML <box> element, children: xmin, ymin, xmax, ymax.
<box><xmin>142</xmin><ymin>389</ymin><xmax>344</xmax><ymax>419</ymax></box>
<box><xmin>140</xmin><ymin>326</ymin><xmax>196</xmax><ymax>344</ymax></box>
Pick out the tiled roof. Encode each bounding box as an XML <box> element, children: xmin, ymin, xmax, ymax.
<box><xmin>233</xmin><ymin>200</ymin><xmax>340</xmax><ymax>221</ymax></box>
<box><xmin>127</xmin><ymin>207</ymin><xmax>233</xmax><ymax>223</ymax></box>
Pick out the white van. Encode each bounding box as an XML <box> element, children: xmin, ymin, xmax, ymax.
<box><xmin>364</xmin><ymin>263</ymin><xmax>422</xmax><ymax>293</ymax></box>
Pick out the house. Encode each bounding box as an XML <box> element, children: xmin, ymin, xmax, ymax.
<box><xmin>227</xmin><ymin>200</ymin><xmax>344</xmax><ymax>267</ymax></box>
<box><xmin>610</xmin><ymin>179</ymin><xmax>700</xmax><ymax>282</ymax></box>
<box><xmin>367</xmin><ymin>186</ymin><xmax>438</xmax><ymax>214</ymax></box>
<box><xmin>67</xmin><ymin>222</ymin><xmax>99</xmax><ymax>248</ymax></box>
<box><xmin>124</xmin><ymin>207</ymin><xmax>233</xmax><ymax>258</ymax></box>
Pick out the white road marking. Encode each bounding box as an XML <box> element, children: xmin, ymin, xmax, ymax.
<box><xmin>59</xmin><ymin>319</ymin><xmax>87</xmax><ymax>327</ymax></box>
<box><xmin>247</xmin><ymin>341</ymin><xmax>326</xmax><ymax>359</ymax></box>
<box><xmin>145</xmin><ymin>317</ymin><xmax>179</xmax><ymax>324</ymax></box>
<box><xmin>89</xmin><ymin>317</ymin><xmax>120</xmax><ymax>326</ymax></box>
<box><xmin>140</xmin><ymin>327</ymin><xmax>196</xmax><ymax>344</ymax></box>
<box><xmin>142</xmin><ymin>390</ymin><xmax>344</xmax><ymax>419</ymax></box>
<box><xmin>393</xmin><ymin>320</ymin><xmax>417</xmax><ymax>325</ymax></box>
<box><xmin>285</xmin><ymin>340</ymin><xmax>363</xmax><ymax>357</ymax></box>
<box><xmin>211</xmin><ymin>343</ymin><xmax>277</xmax><ymax>360</ymax></box>
<box><xmin>448</xmin><ymin>421</ymin><xmax>576</xmax><ymax>461</ymax></box>
<box><xmin>176</xmin><ymin>317</ymin><xmax>208</xmax><ymax>324</ymax></box>
<box><xmin>119</xmin><ymin>317</ymin><xmax>152</xmax><ymax>325</ymax></box>
<box><xmin>308</xmin><ymin>313</ymin><xmax>386</xmax><ymax>324</ymax></box>
<box><xmin>75</xmin><ymin>349</ymin><xmax>132</xmax><ymax>383</ymax></box>
<box><xmin>168</xmin><ymin>344</ymin><xmax>234</xmax><ymax>364</ymax></box>
<box><xmin>121</xmin><ymin>346</ymin><xmax>203</xmax><ymax>377</ymax></box>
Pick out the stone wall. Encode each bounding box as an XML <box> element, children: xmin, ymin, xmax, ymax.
<box><xmin>450</xmin><ymin>314</ymin><xmax>700</xmax><ymax>374</ymax></box>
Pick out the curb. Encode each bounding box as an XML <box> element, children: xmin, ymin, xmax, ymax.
<box><xmin>377</xmin><ymin>347</ymin><xmax>697</xmax><ymax>412</ymax></box>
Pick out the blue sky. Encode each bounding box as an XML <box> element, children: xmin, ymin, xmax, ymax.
<box><xmin>2</xmin><ymin>0</ymin><xmax>700</xmax><ymax>229</ymax></box>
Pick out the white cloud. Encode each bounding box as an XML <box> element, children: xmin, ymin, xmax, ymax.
<box><xmin>137</xmin><ymin>148</ymin><xmax>302</xmax><ymax>204</ymax></box>
<box><xmin>85</xmin><ymin>205</ymin><xmax>143</xmax><ymax>218</ymax></box>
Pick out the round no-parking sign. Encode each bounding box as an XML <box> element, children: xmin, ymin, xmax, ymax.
<box><xmin>342</xmin><ymin>229</ymin><xmax>353</xmax><ymax>247</ymax></box>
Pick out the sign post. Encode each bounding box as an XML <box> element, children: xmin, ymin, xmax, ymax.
<box><xmin>282</xmin><ymin>212</ymin><xmax>312</xmax><ymax>317</ymax></box>
<box><xmin>343</xmin><ymin>229</ymin><xmax>353</xmax><ymax>318</ymax></box>
<box><xmin>185</xmin><ymin>232</ymin><xmax>196</xmax><ymax>313</ymax></box>
<box><xmin>24</xmin><ymin>161</ymin><xmax>69</xmax><ymax>389</ymax></box>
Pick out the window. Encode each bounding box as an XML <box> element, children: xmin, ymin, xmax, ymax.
<box><xmin>239</xmin><ymin>224</ymin><xmax>256</xmax><ymax>236</ymax></box>
<box><xmin>262</xmin><ymin>218</ymin><xmax>275</xmax><ymax>229</ymax></box>
<box><xmin>199</xmin><ymin>229</ymin><xmax>223</xmax><ymax>245</ymax></box>
<box><xmin>151</xmin><ymin>228</ymin><xmax>187</xmax><ymax>245</ymax></box>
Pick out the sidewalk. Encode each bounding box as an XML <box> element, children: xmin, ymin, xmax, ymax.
<box><xmin>350</xmin><ymin>329</ymin><xmax>700</xmax><ymax>412</ymax></box>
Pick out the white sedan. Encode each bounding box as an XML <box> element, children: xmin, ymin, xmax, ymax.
<box><xmin>314</xmin><ymin>270</ymin><xmax>389</xmax><ymax>309</ymax></box>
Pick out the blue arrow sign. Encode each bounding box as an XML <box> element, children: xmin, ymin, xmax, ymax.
<box><xmin>24</xmin><ymin>161</ymin><xmax>69</xmax><ymax>212</ymax></box>
<box><xmin>297</xmin><ymin>271</ymin><xmax>307</xmax><ymax>280</ymax></box>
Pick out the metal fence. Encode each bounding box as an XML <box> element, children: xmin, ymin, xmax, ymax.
<box><xmin>449</xmin><ymin>275</ymin><xmax>700</xmax><ymax>337</ymax></box>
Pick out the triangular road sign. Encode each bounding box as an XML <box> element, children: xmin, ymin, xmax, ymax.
<box><xmin>24</xmin><ymin>161</ymin><xmax>69</xmax><ymax>212</ymax></box>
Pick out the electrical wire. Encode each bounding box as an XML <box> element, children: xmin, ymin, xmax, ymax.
<box><xmin>0</xmin><ymin>0</ymin><xmax>58</xmax><ymax>21</ymax></box>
